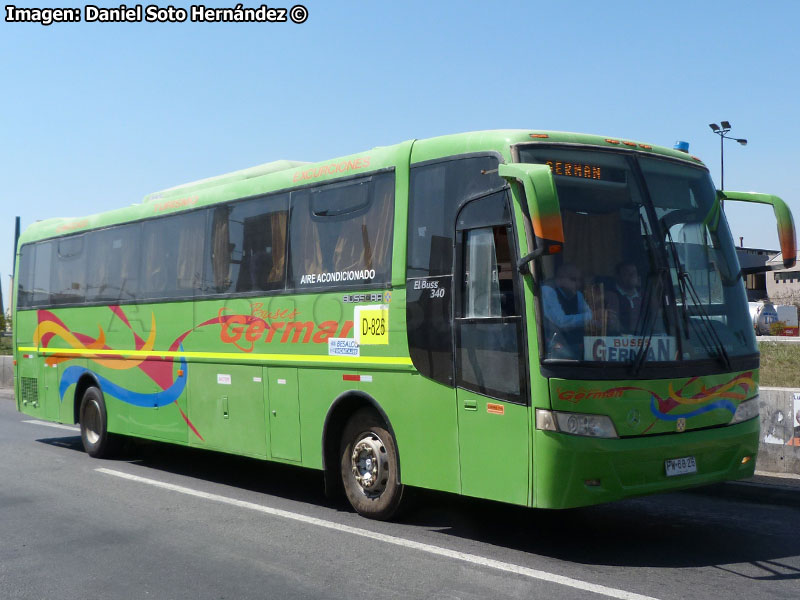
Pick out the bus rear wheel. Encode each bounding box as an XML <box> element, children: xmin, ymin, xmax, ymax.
<box><xmin>339</xmin><ymin>409</ymin><xmax>404</xmax><ymax>520</ymax></box>
<box><xmin>79</xmin><ymin>386</ymin><xmax>118</xmax><ymax>458</ymax></box>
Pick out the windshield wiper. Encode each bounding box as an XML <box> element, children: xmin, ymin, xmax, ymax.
<box><xmin>630</xmin><ymin>213</ymin><xmax>667</xmax><ymax>375</ymax></box>
<box><xmin>664</xmin><ymin>229</ymin><xmax>732</xmax><ymax>371</ymax></box>
<box><xmin>677</xmin><ymin>269</ymin><xmax>732</xmax><ymax>371</ymax></box>
<box><xmin>631</xmin><ymin>267</ymin><xmax>665</xmax><ymax>375</ymax></box>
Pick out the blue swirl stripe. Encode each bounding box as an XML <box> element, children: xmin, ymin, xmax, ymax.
<box><xmin>650</xmin><ymin>395</ymin><xmax>736</xmax><ymax>421</ymax></box>
<box><xmin>59</xmin><ymin>352</ymin><xmax>187</xmax><ymax>408</ymax></box>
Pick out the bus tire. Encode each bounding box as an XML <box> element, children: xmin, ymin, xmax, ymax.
<box><xmin>79</xmin><ymin>386</ymin><xmax>118</xmax><ymax>459</ymax></box>
<box><xmin>339</xmin><ymin>408</ymin><xmax>404</xmax><ymax>520</ymax></box>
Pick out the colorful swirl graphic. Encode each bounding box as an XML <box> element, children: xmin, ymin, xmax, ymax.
<box><xmin>38</xmin><ymin>307</ymin><xmax>203</xmax><ymax>440</ymax></box>
<box><xmin>58</xmin><ymin>352</ymin><xmax>187</xmax><ymax>408</ymax></box>
<box><xmin>649</xmin><ymin>396</ymin><xmax>736</xmax><ymax>421</ymax></box>
<box><xmin>594</xmin><ymin>371</ymin><xmax>755</xmax><ymax>432</ymax></box>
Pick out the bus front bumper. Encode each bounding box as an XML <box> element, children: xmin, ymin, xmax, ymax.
<box><xmin>532</xmin><ymin>417</ymin><xmax>759</xmax><ymax>509</ymax></box>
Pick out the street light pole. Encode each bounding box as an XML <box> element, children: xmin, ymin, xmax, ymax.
<box><xmin>720</xmin><ymin>128</ymin><xmax>725</xmax><ymax>190</ymax></box>
<box><xmin>708</xmin><ymin>122</ymin><xmax>747</xmax><ymax>209</ymax></box>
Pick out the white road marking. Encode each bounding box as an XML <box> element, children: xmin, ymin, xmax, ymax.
<box><xmin>23</xmin><ymin>420</ymin><xmax>80</xmax><ymax>432</ymax></box>
<box><xmin>96</xmin><ymin>467</ymin><xmax>659</xmax><ymax>600</ymax></box>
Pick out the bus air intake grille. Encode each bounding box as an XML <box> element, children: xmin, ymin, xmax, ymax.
<box><xmin>21</xmin><ymin>377</ymin><xmax>39</xmax><ymax>407</ymax></box>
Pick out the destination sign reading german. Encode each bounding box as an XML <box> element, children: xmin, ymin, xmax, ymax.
<box><xmin>543</xmin><ymin>160</ymin><xmax>627</xmax><ymax>183</ymax></box>
<box><xmin>546</xmin><ymin>160</ymin><xmax>602</xmax><ymax>180</ymax></box>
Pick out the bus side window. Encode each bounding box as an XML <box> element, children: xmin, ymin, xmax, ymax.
<box><xmin>462</xmin><ymin>226</ymin><xmax>518</xmax><ymax>319</ymax></box>
<box><xmin>288</xmin><ymin>173</ymin><xmax>394</xmax><ymax>289</ymax></box>
<box><xmin>407</xmin><ymin>156</ymin><xmax>505</xmax><ymax>279</ymax></box>
<box><xmin>207</xmin><ymin>194</ymin><xmax>289</xmax><ymax>294</ymax></box>
<box><xmin>141</xmin><ymin>211</ymin><xmax>205</xmax><ymax>299</ymax></box>
<box><xmin>87</xmin><ymin>224</ymin><xmax>140</xmax><ymax>303</ymax></box>
<box><xmin>50</xmin><ymin>235</ymin><xmax>87</xmax><ymax>306</ymax></box>
<box><xmin>16</xmin><ymin>244</ymin><xmax>36</xmax><ymax>309</ymax></box>
<box><xmin>32</xmin><ymin>241</ymin><xmax>53</xmax><ymax>307</ymax></box>
<box><xmin>454</xmin><ymin>196</ymin><xmax>524</xmax><ymax>401</ymax></box>
<box><xmin>142</xmin><ymin>219</ymin><xmax>173</xmax><ymax>297</ymax></box>
<box><xmin>406</xmin><ymin>155</ymin><xmax>507</xmax><ymax>387</ymax></box>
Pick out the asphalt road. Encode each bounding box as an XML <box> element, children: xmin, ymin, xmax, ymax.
<box><xmin>1</xmin><ymin>389</ymin><xmax>799</xmax><ymax>600</ymax></box>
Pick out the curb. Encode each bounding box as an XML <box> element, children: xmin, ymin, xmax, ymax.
<box><xmin>689</xmin><ymin>474</ymin><xmax>800</xmax><ymax>507</ymax></box>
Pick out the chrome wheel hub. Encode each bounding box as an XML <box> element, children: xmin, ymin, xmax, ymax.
<box><xmin>351</xmin><ymin>434</ymin><xmax>388</xmax><ymax>496</ymax></box>
<box><xmin>84</xmin><ymin>401</ymin><xmax>101</xmax><ymax>445</ymax></box>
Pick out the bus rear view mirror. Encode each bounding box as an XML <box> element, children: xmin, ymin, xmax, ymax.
<box><xmin>498</xmin><ymin>163</ymin><xmax>565</xmax><ymax>272</ymax></box>
<box><xmin>721</xmin><ymin>190</ymin><xmax>797</xmax><ymax>274</ymax></box>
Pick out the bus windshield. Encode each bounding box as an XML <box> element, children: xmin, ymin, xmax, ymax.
<box><xmin>518</xmin><ymin>146</ymin><xmax>756</xmax><ymax>367</ymax></box>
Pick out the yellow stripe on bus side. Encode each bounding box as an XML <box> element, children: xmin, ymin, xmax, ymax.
<box><xmin>17</xmin><ymin>346</ymin><xmax>414</xmax><ymax>366</ymax></box>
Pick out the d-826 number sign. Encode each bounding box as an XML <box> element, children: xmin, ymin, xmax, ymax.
<box><xmin>354</xmin><ymin>305</ymin><xmax>389</xmax><ymax>345</ymax></box>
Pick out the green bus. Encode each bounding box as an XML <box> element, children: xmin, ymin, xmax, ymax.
<box><xmin>13</xmin><ymin>130</ymin><xmax>796</xmax><ymax>520</ymax></box>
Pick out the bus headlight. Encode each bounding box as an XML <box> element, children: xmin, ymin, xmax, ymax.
<box><xmin>536</xmin><ymin>409</ymin><xmax>618</xmax><ymax>438</ymax></box>
<box><xmin>729</xmin><ymin>396</ymin><xmax>760</xmax><ymax>425</ymax></box>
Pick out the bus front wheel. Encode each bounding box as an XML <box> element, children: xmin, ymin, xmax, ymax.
<box><xmin>339</xmin><ymin>409</ymin><xmax>404</xmax><ymax>520</ymax></box>
<box><xmin>79</xmin><ymin>386</ymin><xmax>118</xmax><ymax>458</ymax></box>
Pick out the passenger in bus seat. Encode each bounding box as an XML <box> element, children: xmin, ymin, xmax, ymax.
<box><xmin>541</xmin><ymin>263</ymin><xmax>603</xmax><ymax>358</ymax></box>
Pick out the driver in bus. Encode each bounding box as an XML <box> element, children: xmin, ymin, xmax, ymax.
<box><xmin>542</xmin><ymin>263</ymin><xmax>604</xmax><ymax>358</ymax></box>
<box><xmin>605</xmin><ymin>261</ymin><xmax>643</xmax><ymax>334</ymax></box>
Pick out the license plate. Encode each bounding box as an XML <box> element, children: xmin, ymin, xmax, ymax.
<box><xmin>665</xmin><ymin>456</ymin><xmax>697</xmax><ymax>477</ymax></box>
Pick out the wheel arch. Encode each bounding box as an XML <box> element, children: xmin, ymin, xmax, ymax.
<box><xmin>321</xmin><ymin>390</ymin><xmax>401</xmax><ymax>498</ymax></box>
<box><xmin>72</xmin><ymin>372</ymin><xmax>102</xmax><ymax>425</ymax></box>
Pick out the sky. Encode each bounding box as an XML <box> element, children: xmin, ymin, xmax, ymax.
<box><xmin>2</xmin><ymin>0</ymin><xmax>799</xmax><ymax>312</ymax></box>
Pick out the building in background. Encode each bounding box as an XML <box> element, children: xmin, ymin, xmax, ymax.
<box><xmin>736</xmin><ymin>246</ymin><xmax>778</xmax><ymax>301</ymax></box>
<box><xmin>766</xmin><ymin>251</ymin><xmax>800</xmax><ymax>302</ymax></box>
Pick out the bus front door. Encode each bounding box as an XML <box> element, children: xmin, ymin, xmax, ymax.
<box><xmin>454</xmin><ymin>194</ymin><xmax>530</xmax><ymax>506</ymax></box>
